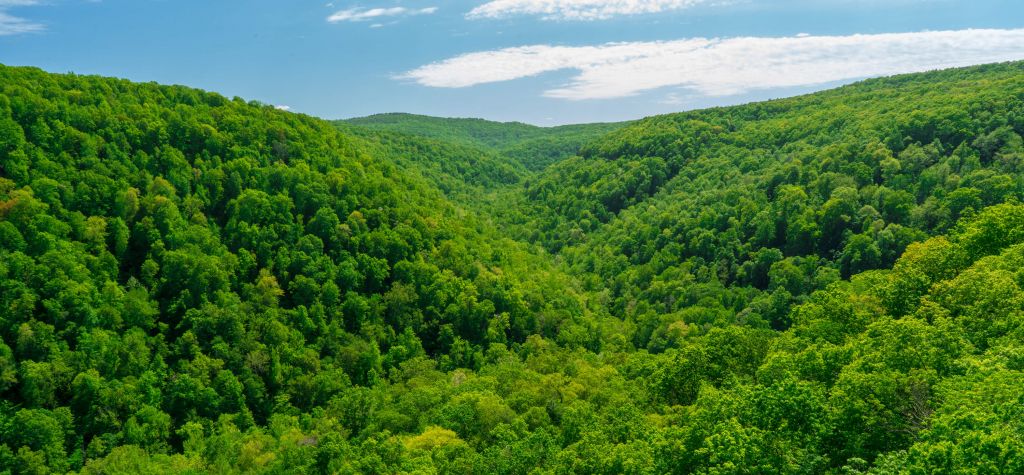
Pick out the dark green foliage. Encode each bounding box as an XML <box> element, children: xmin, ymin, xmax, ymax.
<box><xmin>0</xmin><ymin>65</ymin><xmax>592</xmax><ymax>473</ymax></box>
<box><xmin>3</xmin><ymin>62</ymin><xmax>1024</xmax><ymax>474</ymax></box>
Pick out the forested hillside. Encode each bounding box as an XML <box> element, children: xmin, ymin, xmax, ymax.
<box><xmin>2</xmin><ymin>62</ymin><xmax>1024</xmax><ymax>474</ymax></box>
<box><xmin>519</xmin><ymin>62</ymin><xmax>1024</xmax><ymax>338</ymax></box>
<box><xmin>0</xmin><ymin>65</ymin><xmax>601</xmax><ymax>474</ymax></box>
<box><xmin>342</xmin><ymin>113</ymin><xmax>626</xmax><ymax>172</ymax></box>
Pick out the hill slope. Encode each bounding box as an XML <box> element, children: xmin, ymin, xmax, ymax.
<box><xmin>342</xmin><ymin>113</ymin><xmax>627</xmax><ymax>171</ymax></box>
<box><xmin>3</xmin><ymin>63</ymin><xmax>1024</xmax><ymax>474</ymax></box>
<box><xmin>0</xmin><ymin>65</ymin><xmax>603</xmax><ymax>473</ymax></box>
<box><xmin>517</xmin><ymin>61</ymin><xmax>1024</xmax><ymax>335</ymax></box>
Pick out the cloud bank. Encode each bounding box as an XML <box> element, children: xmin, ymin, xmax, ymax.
<box><xmin>399</xmin><ymin>29</ymin><xmax>1024</xmax><ymax>100</ymax></box>
<box><xmin>467</xmin><ymin>0</ymin><xmax>710</xmax><ymax>20</ymax></box>
<box><xmin>327</xmin><ymin>6</ymin><xmax>437</xmax><ymax>23</ymax></box>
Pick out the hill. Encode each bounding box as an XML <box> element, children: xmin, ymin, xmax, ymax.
<box><xmin>342</xmin><ymin>113</ymin><xmax>627</xmax><ymax>171</ymax></box>
<box><xmin>0</xmin><ymin>65</ymin><xmax>599</xmax><ymax>473</ymax></box>
<box><xmin>2</xmin><ymin>62</ymin><xmax>1024</xmax><ymax>473</ymax></box>
<box><xmin>517</xmin><ymin>61</ymin><xmax>1024</xmax><ymax>334</ymax></box>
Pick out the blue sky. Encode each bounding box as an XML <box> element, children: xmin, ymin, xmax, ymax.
<box><xmin>1</xmin><ymin>0</ymin><xmax>1023</xmax><ymax>125</ymax></box>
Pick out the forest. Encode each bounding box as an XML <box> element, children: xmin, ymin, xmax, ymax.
<box><xmin>1</xmin><ymin>61</ymin><xmax>1024</xmax><ymax>474</ymax></box>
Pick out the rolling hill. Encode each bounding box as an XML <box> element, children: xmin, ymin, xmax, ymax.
<box><xmin>342</xmin><ymin>113</ymin><xmax>628</xmax><ymax>171</ymax></box>
<box><xmin>2</xmin><ymin>62</ymin><xmax>1024</xmax><ymax>473</ymax></box>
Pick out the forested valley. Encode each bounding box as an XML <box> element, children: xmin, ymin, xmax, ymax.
<box><xmin>2</xmin><ymin>61</ymin><xmax>1024</xmax><ymax>473</ymax></box>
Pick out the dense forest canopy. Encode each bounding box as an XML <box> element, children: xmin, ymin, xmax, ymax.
<box><xmin>2</xmin><ymin>61</ymin><xmax>1024</xmax><ymax>474</ymax></box>
<box><xmin>341</xmin><ymin>113</ymin><xmax>627</xmax><ymax>172</ymax></box>
<box><xmin>515</xmin><ymin>62</ymin><xmax>1024</xmax><ymax>335</ymax></box>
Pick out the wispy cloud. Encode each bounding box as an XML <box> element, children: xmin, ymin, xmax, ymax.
<box><xmin>398</xmin><ymin>29</ymin><xmax>1024</xmax><ymax>100</ymax></box>
<box><xmin>0</xmin><ymin>0</ymin><xmax>44</xmax><ymax>35</ymax></box>
<box><xmin>327</xmin><ymin>6</ymin><xmax>437</xmax><ymax>23</ymax></box>
<box><xmin>467</xmin><ymin>0</ymin><xmax>711</xmax><ymax>20</ymax></box>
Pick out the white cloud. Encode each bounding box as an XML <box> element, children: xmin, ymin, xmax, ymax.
<box><xmin>0</xmin><ymin>0</ymin><xmax>43</xmax><ymax>35</ymax></box>
<box><xmin>275</xmin><ymin>105</ymin><xmax>292</xmax><ymax>111</ymax></box>
<box><xmin>327</xmin><ymin>6</ymin><xmax>437</xmax><ymax>23</ymax></box>
<box><xmin>398</xmin><ymin>29</ymin><xmax>1024</xmax><ymax>100</ymax></box>
<box><xmin>465</xmin><ymin>0</ymin><xmax>947</xmax><ymax>21</ymax></box>
<box><xmin>467</xmin><ymin>0</ymin><xmax>710</xmax><ymax>20</ymax></box>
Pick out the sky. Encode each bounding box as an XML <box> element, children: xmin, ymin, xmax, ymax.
<box><xmin>1</xmin><ymin>0</ymin><xmax>1024</xmax><ymax>125</ymax></box>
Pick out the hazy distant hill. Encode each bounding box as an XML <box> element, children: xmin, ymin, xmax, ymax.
<box><xmin>343</xmin><ymin>113</ymin><xmax>627</xmax><ymax>171</ymax></box>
